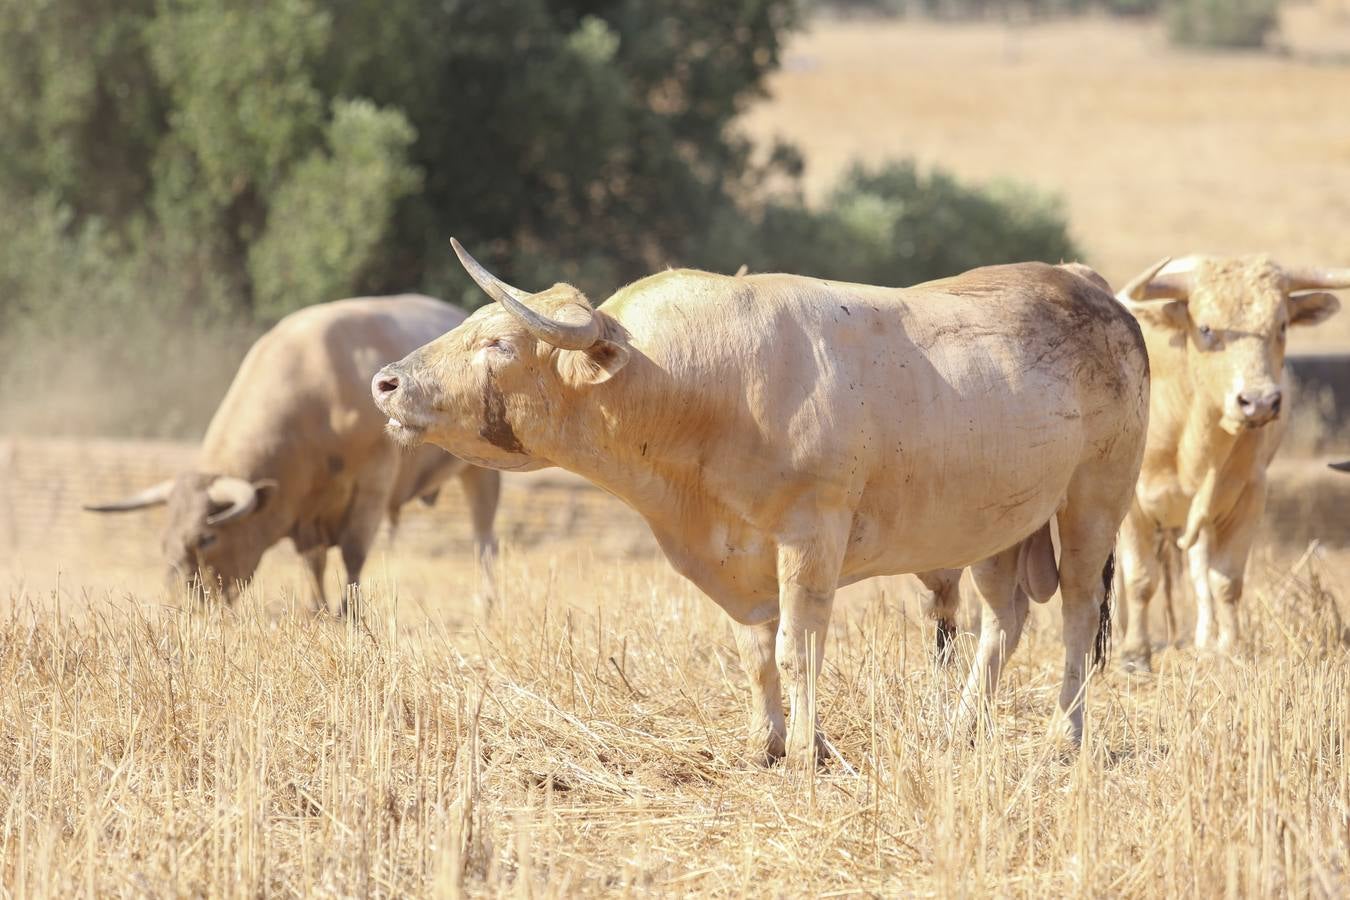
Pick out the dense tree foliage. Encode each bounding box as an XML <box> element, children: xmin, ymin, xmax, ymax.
<box><xmin>0</xmin><ymin>0</ymin><xmax>803</xmax><ymax>316</ymax></box>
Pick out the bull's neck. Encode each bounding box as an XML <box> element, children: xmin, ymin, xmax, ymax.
<box><xmin>540</xmin><ymin>364</ymin><xmax>707</xmax><ymax>526</ymax></box>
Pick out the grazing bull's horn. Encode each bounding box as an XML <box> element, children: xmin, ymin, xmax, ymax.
<box><xmin>1282</xmin><ymin>267</ymin><xmax>1350</xmax><ymax>292</ymax></box>
<box><xmin>1119</xmin><ymin>257</ymin><xmax>1191</xmax><ymax>302</ymax></box>
<box><xmin>205</xmin><ymin>476</ymin><xmax>273</xmax><ymax>526</ymax></box>
<box><xmin>450</xmin><ymin>238</ymin><xmax>599</xmax><ymax>351</ymax></box>
<box><xmin>84</xmin><ymin>479</ymin><xmax>174</xmax><ymax>513</ymax></box>
<box><xmin>1330</xmin><ymin>460</ymin><xmax>1350</xmax><ymax>473</ymax></box>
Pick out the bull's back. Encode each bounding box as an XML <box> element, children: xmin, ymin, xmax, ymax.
<box><xmin>201</xmin><ymin>295</ymin><xmax>466</xmax><ymax>494</ymax></box>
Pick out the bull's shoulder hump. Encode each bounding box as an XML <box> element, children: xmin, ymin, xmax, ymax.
<box><xmin>600</xmin><ymin>268</ymin><xmax>750</xmax><ymax>316</ymax></box>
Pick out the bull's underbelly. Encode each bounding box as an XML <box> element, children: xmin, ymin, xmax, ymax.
<box><xmin>656</xmin><ymin>425</ymin><xmax>1084</xmax><ymax>623</ymax></box>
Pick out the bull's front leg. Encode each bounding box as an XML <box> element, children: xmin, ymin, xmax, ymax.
<box><xmin>774</xmin><ymin>527</ymin><xmax>845</xmax><ymax>769</ymax></box>
<box><xmin>733</xmin><ymin>619</ymin><xmax>786</xmax><ymax>766</ymax></box>
<box><xmin>1187</xmin><ymin>526</ymin><xmax>1217</xmax><ymax>650</ymax></box>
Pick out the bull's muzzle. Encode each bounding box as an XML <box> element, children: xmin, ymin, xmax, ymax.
<box><xmin>1235</xmin><ymin>387</ymin><xmax>1282</xmax><ymax>427</ymax></box>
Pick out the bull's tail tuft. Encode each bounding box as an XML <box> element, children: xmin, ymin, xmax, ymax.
<box><xmin>1093</xmin><ymin>551</ymin><xmax>1115</xmax><ymax>671</ymax></box>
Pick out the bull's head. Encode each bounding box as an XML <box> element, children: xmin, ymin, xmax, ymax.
<box><xmin>85</xmin><ymin>474</ymin><xmax>277</xmax><ymax>599</ymax></box>
<box><xmin>372</xmin><ymin>240</ymin><xmax>630</xmax><ymax>470</ymax></box>
<box><xmin>1120</xmin><ymin>256</ymin><xmax>1346</xmax><ymax>434</ymax></box>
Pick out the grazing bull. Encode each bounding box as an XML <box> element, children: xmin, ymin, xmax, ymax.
<box><xmin>87</xmin><ymin>295</ymin><xmax>501</xmax><ymax>614</ymax></box>
<box><xmin>374</xmin><ymin>242</ymin><xmax>1149</xmax><ymax>765</ymax></box>
<box><xmin>1114</xmin><ymin>256</ymin><xmax>1347</xmax><ymax>671</ymax></box>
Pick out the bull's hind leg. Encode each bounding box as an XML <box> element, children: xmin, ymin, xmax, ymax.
<box><xmin>917</xmin><ymin>569</ymin><xmax>962</xmax><ymax>665</ymax></box>
<box><xmin>1117</xmin><ymin>502</ymin><xmax>1161</xmax><ymax>673</ymax></box>
<box><xmin>1055</xmin><ymin>473</ymin><xmax>1131</xmax><ymax>744</ymax></box>
<box><xmin>952</xmin><ymin>547</ymin><xmax>1026</xmax><ymax>738</ymax></box>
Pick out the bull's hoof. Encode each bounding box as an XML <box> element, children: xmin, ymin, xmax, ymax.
<box><xmin>1119</xmin><ymin>651</ymin><xmax>1153</xmax><ymax>675</ymax></box>
<box><xmin>781</xmin><ymin>734</ymin><xmax>832</xmax><ymax>771</ymax></box>
<box><xmin>746</xmin><ymin>733</ymin><xmax>786</xmax><ymax>768</ymax></box>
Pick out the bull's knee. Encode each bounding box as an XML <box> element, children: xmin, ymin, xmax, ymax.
<box><xmin>1211</xmin><ymin>572</ymin><xmax>1243</xmax><ymax>607</ymax></box>
<box><xmin>1123</xmin><ymin>569</ymin><xmax>1156</xmax><ymax>606</ymax></box>
<box><xmin>1210</xmin><ymin>571</ymin><xmax>1244</xmax><ymax>652</ymax></box>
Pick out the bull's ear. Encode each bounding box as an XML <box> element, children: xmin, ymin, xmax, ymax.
<box><xmin>557</xmin><ymin>339</ymin><xmax>631</xmax><ymax>387</ymax></box>
<box><xmin>1288</xmin><ymin>291</ymin><xmax>1340</xmax><ymax>327</ymax></box>
<box><xmin>1130</xmin><ymin>299</ymin><xmax>1189</xmax><ymax>331</ymax></box>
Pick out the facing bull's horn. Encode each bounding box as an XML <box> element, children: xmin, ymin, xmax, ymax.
<box><xmin>205</xmin><ymin>476</ymin><xmax>273</xmax><ymax>526</ymax></box>
<box><xmin>450</xmin><ymin>238</ymin><xmax>600</xmax><ymax>351</ymax></box>
<box><xmin>1282</xmin><ymin>266</ymin><xmax>1350</xmax><ymax>293</ymax></box>
<box><xmin>1120</xmin><ymin>257</ymin><xmax>1191</xmax><ymax>302</ymax></box>
<box><xmin>84</xmin><ymin>479</ymin><xmax>175</xmax><ymax>513</ymax></box>
<box><xmin>1330</xmin><ymin>460</ymin><xmax>1350</xmax><ymax>473</ymax></box>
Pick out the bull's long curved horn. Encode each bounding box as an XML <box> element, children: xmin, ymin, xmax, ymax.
<box><xmin>1330</xmin><ymin>460</ymin><xmax>1350</xmax><ymax>473</ymax></box>
<box><xmin>205</xmin><ymin>476</ymin><xmax>272</xmax><ymax>526</ymax></box>
<box><xmin>1282</xmin><ymin>266</ymin><xmax>1350</xmax><ymax>292</ymax></box>
<box><xmin>1119</xmin><ymin>257</ymin><xmax>1191</xmax><ymax>302</ymax></box>
<box><xmin>84</xmin><ymin>479</ymin><xmax>174</xmax><ymax>513</ymax></box>
<box><xmin>450</xmin><ymin>238</ymin><xmax>599</xmax><ymax>351</ymax></box>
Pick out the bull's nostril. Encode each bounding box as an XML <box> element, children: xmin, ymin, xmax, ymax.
<box><xmin>377</xmin><ymin>375</ymin><xmax>400</xmax><ymax>394</ymax></box>
<box><xmin>1271</xmin><ymin>393</ymin><xmax>1282</xmax><ymax>415</ymax></box>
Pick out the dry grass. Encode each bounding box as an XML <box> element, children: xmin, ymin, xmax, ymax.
<box><xmin>742</xmin><ymin>6</ymin><xmax>1350</xmax><ymax>351</ymax></box>
<box><xmin>2</xmin><ymin>537</ymin><xmax>1348</xmax><ymax>897</ymax></box>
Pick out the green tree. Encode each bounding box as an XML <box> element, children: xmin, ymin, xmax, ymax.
<box><xmin>0</xmin><ymin>0</ymin><xmax>801</xmax><ymax>317</ymax></box>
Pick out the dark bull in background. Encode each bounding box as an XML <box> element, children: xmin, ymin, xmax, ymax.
<box><xmin>1274</xmin><ymin>353</ymin><xmax>1350</xmax><ymax>548</ymax></box>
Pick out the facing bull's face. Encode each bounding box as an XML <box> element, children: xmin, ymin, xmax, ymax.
<box><xmin>373</xmin><ymin>241</ymin><xmax>630</xmax><ymax>470</ymax></box>
<box><xmin>85</xmin><ymin>472</ymin><xmax>277</xmax><ymax>600</ymax></box>
<box><xmin>1121</xmin><ymin>256</ymin><xmax>1344</xmax><ymax>435</ymax></box>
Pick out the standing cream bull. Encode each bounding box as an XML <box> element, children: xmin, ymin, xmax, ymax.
<box><xmin>372</xmin><ymin>241</ymin><xmax>1149</xmax><ymax>767</ymax></box>
<box><xmin>1114</xmin><ymin>256</ymin><xmax>1346</xmax><ymax>671</ymax></box>
<box><xmin>87</xmin><ymin>295</ymin><xmax>501</xmax><ymax>615</ymax></box>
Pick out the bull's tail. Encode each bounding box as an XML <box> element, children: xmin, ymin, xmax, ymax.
<box><xmin>1093</xmin><ymin>551</ymin><xmax>1115</xmax><ymax>671</ymax></box>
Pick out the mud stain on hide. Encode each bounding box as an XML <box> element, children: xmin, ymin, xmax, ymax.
<box><xmin>480</xmin><ymin>375</ymin><xmax>526</xmax><ymax>454</ymax></box>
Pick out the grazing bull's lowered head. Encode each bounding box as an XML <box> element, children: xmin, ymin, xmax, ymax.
<box><xmin>1119</xmin><ymin>255</ymin><xmax>1346</xmax><ymax>434</ymax></box>
<box><xmin>85</xmin><ymin>473</ymin><xmax>277</xmax><ymax>597</ymax></box>
<box><xmin>373</xmin><ymin>240</ymin><xmax>631</xmax><ymax>470</ymax></box>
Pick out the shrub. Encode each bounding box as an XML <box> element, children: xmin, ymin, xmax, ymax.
<box><xmin>698</xmin><ymin>160</ymin><xmax>1080</xmax><ymax>287</ymax></box>
<box><xmin>1166</xmin><ymin>0</ymin><xmax>1281</xmax><ymax>48</ymax></box>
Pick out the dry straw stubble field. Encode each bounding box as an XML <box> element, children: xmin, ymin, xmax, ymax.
<box><xmin>2</xmin><ymin>530</ymin><xmax>1349</xmax><ymax>895</ymax></box>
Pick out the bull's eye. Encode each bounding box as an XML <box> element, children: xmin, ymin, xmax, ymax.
<box><xmin>1279</xmin><ymin>321</ymin><xmax>1287</xmax><ymax>339</ymax></box>
<box><xmin>484</xmin><ymin>338</ymin><xmax>515</xmax><ymax>358</ymax></box>
<box><xmin>1195</xmin><ymin>324</ymin><xmax>1215</xmax><ymax>348</ymax></box>
<box><xmin>196</xmin><ymin>533</ymin><xmax>217</xmax><ymax>549</ymax></box>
